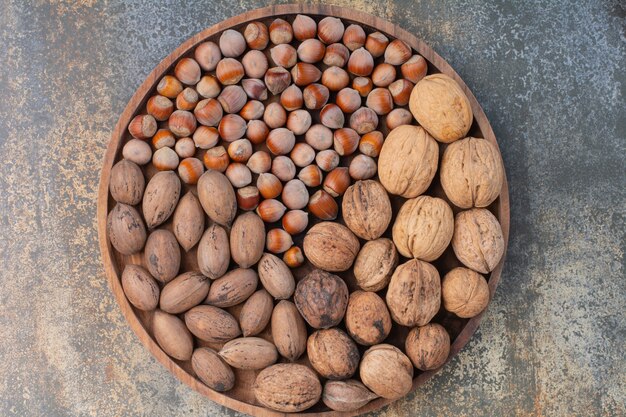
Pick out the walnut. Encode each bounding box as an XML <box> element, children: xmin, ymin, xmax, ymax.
<box><xmin>392</xmin><ymin>196</ymin><xmax>454</xmax><ymax>261</ymax></box>
<box><xmin>359</xmin><ymin>344</ymin><xmax>413</xmax><ymax>400</ymax></box>
<box><xmin>377</xmin><ymin>125</ymin><xmax>439</xmax><ymax>198</ymax></box>
<box><xmin>405</xmin><ymin>323</ymin><xmax>450</xmax><ymax>370</ymax></box>
<box><xmin>409</xmin><ymin>73</ymin><xmax>473</xmax><ymax>143</ymax></box>
<box><xmin>294</xmin><ymin>269</ymin><xmax>349</xmax><ymax>329</ymax></box>
<box><xmin>452</xmin><ymin>208</ymin><xmax>504</xmax><ymax>273</ymax></box>
<box><xmin>386</xmin><ymin>259</ymin><xmax>440</xmax><ymax>327</ymax></box>
<box><xmin>342</xmin><ymin>180</ymin><xmax>392</xmax><ymax>240</ymax></box>
<box><xmin>440</xmin><ymin>137</ymin><xmax>504</xmax><ymax>208</ymax></box>
<box><xmin>442</xmin><ymin>267</ymin><xmax>490</xmax><ymax>317</ymax></box>
<box><xmin>303</xmin><ymin>222</ymin><xmax>360</xmax><ymax>272</ymax></box>
<box><xmin>353</xmin><ymin>238</ymin><xmax>398</xmax><ymax>291</ymax></box>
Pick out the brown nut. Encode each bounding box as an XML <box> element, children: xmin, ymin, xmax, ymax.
<box><xmin>388</xmin><ymin>79</ymin><xmax>414</xmax><ymax>106</ymax></box>
<box><xmin>333</xmin><ymin>128</ymin><xmax>360</xmax><ymax>156</ymax></box>
<box><xmin>343</xmin><ymin>24</ymin><xmax>366</xmax><ymax>51</ymax></box>
<box><xmin>293</xmin><ymin>14</ymin><xmax>317</xmax><ymax>41</ymax></box>
<box><xmin>258</xmin><ymin>253</ymin><xmax>295</xmax><ymax>300</ymax></box>
<box><xmin>294</xmin><ymin>269</ymin><xmax>349</xmax><ymax>328</ymax></box>
<box><xmin>347</xmin><ymin>47</ymin><xmax>374</xmax><ymax>76</ymax></box>
<box><xmin>359</xmin><ymin>344</ymin><xmax>413</xmax><ymax>400</ymax></box>
<box><xmin>271</xmin><ymin>300</ymin><xmax>307</xmax><ymax>361</ymax></box>
<box><xmin>202</xmin><ymin>145</ymin><xmax>229</xmax><ymax>172</ymax></box>
<box><xmin>242</xmin><ymin>50</ymin><xmax>269</xmax><ymax>79</ymax></box>
<box><xmin>197</xmin><ymin>223</ymin><xmax>230</xmax><ymax>280</ymax></box>
<box><xmin>378</xmin><ymin>125</ymin><xmax>438</xmax><ymax>198</ymax></box>
<box><xmin>206</xmin><ymin>268</ymin><xmax>258</xmax><ymax>308</ymax></box>
<box><xmin>153</xmin><ymin>310</ymin><xmax>193</xmax><ymax>361</ymax></box>
<box><xmin>265</xmin><ymin>67</ymin><xmax>291</xmax><ymax>95</ymax></box>
<box><xmin>385</xmin><ymin>108</ymin><xmax>413</xmax><ymax>130</ymax></box>
<box><xmin>286</xmin><ymin>109</ymin><xmax>312</xmax><ymax>136</ymax></box>
<box><xmin>152</xmin><ymin>145</ymin><xmax>179</xmax><ymax>171</ymax></box>
<box><xmin>303</xmin><ymin>222</ymin><xmax>360</xmax><ymax>272</ymax></box>
<box><xmin>237</xmin><ymin>185</ymin><xmax>260</xmax><ymax>211</ymax></box>
<box><xmin>386</xmin><ymin>259</ymin><xmax>441</xmax><ymax>327</ymax></box>
<box><xmin>177</xmin><ymin>157</ymin><xmax>204</xmax><ymax>185</ymax></box>
<box><xmin>305</xmin><ymin>124</ymin><xmax>333</xmax><ymax>150</ymax></box>
<box><xmin>409</xmin><ymin>73</ymin><xmax>473</xmax><ymax>143</ymax></box>
<box><xmin>230</xmin><ymin>212</ymin><xmax>265</xmax><ymax>268</ymax></box>
<box><xmin>239</xmin><ymin>289</ymin><xmax>273</xmax><ymax>337</ymax></box>
<box><xmin>193</xmin><ymin>125</ymin><xmax>219</xmax><ymax>149</ymax></box>
<box><xmin>219</xmin><ymin>29</ymin><xmax>246</xmax><ymax>58</ymax></box>
<box><xmin>303</xmin><ymin>83</ymin><xmax>330</xmax><ymax>109</ymax></box>
<box><xmin>365</xmin><ymin>31</ymin><xmax>389</xmax><ymax>58</ymax></box>
<box><xmin>142</xmin><ymin>171</ymin><xmax>181</xmax><ymax>229</ymax></box>
<box><xmin>323</xmin><ymin>167</ymin><xmax>350</xmax><ymax>197</ymax></box>
<box><xmin>282</xmin><ymin>209</ymin><xmax>309</xmax><ymax>235</ymax></box>
<box><xmin>307</xmin><ymin>328</ymin><xmax>360</xmax><ymax>380</ymax></box>
<box><xmin>307</xmin><ymin>190</ymin><xmax>338</xmax><ymax>221</ymax></box>
<box><xmin>216</xmin><ymin>57</ymin><xmax>244</xmax><ymax>85</ymax></box>
<box><xmin>352</xmin><ymin>76</ymin><xmax>373</xmax><ymax>97</ymax></box>
<box><xmin>323</xmin><ymin>380</ymin><xmax>378</xmax><ymax>412</ymax></box>
<box><xmin>151</xmin><ymin>129</ymin><xmax>175</xmax><ymax>150</ymax></box>
<box><xmin>257</xmin><ymin>173</ymin><xmax>283</xmax><ymax>199</ymax></box>
<box><xmin>317</xmin><ymin>17</ymin><xmax>344</xmax><ymax>44</ymax></box>
<box><xmin>297</xmin><ymin>38</ymin><xmax>325</xmax><ymax>63</ymax></box>
<box><xmin>197</xmin><ymin>170</ymin><xmax>237</xmax><ymax>226</ymax></box>
<box><xmin>109</xmin><ymin>160</ymin><xmax>144</xmax><ymax>205</ymax></box>
<box><xmin>184</xmin><ymin>305</ymin><xmax>241</xmax><ymax>343</ymax></box>
<box><xmin>191</xmin><ymin>347</ymin><xmax>235</xmax><ymax>392</ymax></box>
<box><xmin>172</xmin><ymin>191</ymin><xmax>205</xmax><ymax>252</ymax></box>
<box><xmin>122</xmin><ymin>139</ymin><xmax>152</xmax><ymax>165</ymax></box>
<box><xmin>442</xmin><ymin>267</ymin><xmax>490</xmax><ymax>318</ymax></box>
<box><xmin>291</xmin><ymin>62</ymin><xmax>322</xmax><ymax>86</ymax></box>
<box><xmin>266</xmin><ymin>228</ymin><xmax>293</xmax><ymax>254</ymax></box>
<box><xmin>349</xmin><ymin>154</ymin><xmax>377</xmax><ymax>180</ymax></box>
<box><xmin>405</xmin><ymin>323</ymin><xmax>451</xmax><ymax>370</ymax></box>
<box><xmin>452</xmin><ymin>208</ymin><xmax>504</xmax><ymax>273</ymax></box>
<box><xmin>280</xmin><ymin>84</ymin><xmax>304</xmax><ymax>111</ymax></box>
<box><xmin>269</xmin><ymin>18</ymin><xmax>293</xmax><ymax>44</ymax></box>
<box><xmin>244</xmin><ymin>21</ymin><xmax>269</xmax><ymax>50</ymax></box>
<box><xmin>392</xmin><ymin>196</ymin><xmax>454</xmax><ymax>261</ymax></box>
<box><xmin>218</xmin><ymin>113</ymin><xmax>247</xmax><ymax>141</ymax></box>
<box><xmin>160</xmin><ymin>271</ymin><xmax>209</xmax><ymax>314</ymax></box>
<box><xmin>323</xmin><ymin>42</ymin><xmax>350</xmax><ymax>67</ymax></box>
<box><xmin>359</xmin><ymin>131</ymin><xmax>384</xmax><ymax>157</ymax></box>
<box><xmin>121</xmin><ymin>265</ymin><xmax>159</xmax><ymax>311</ymax></box>
<box><xmin>353</xmin><ymin>238</ymin><xmax>398</xmax><ymax>292</ymax></box>
<box><xmin>336</xmin><ymin>87</ymin><xmax>362</xmax><ymax>113</ymax></box>
<box><xmin>219</xmin><ymin>337</ymin><xmax>278</xmax><ymax>370</ymax></box>
<box><xmin>283</xmin><ymin>246</ymin><xmax>305</xmax><ymax>268</ymax></box>
<box><xmin>401</xmin><ymin>54</ymin><xmax>428</xmax><ymax>83</ymax></box>
<box><xmin>174</xmin><ymin>137</ymin><xmax>195</xmax><ymax>158</ymax></box>
<box><xmin>225</xmin><ymin>162</ymin><xmax>252</xmax><ymax>188</ymax></box>
<box><xmin>257</xmin><ymin>198</ymin><xmax>287</xmax><ymax>223</ymax></box>
<box><xmin>384</xmin><ymin>39</ymin><xmax>411</xmax><ymax>65</ymax></box>
<box><xmin>240</xmin><ymin>100</ymin><xmax>265</xmax><ymax>120</ymax></box>
<box><xmin>254</xmin><ymin>364</ymin><xmax>321</xmax><ymax>413</ymax></box>
<box><xmin>168</xmin><ymin>110</ymin><xmax>196</xmax><ymax>137</ymax></box>
<box><xmin>194</xmin><ymin>41</ymin><xmax>221</xmax><ymax>71</ymax></box>
<box><xmin>371</xmin><ymin>63</ymin><xmax>396</xmax><ymax>87</ymax></box>
<box><xmin>322</xmin><ymin>66</ymin><xmax>350</xmax><ymax>91</ymax></box>
<box><xmin>270</xmin><ymin>43</ymin><xmax>297</xmax><ymax>68</ymax></box>
<box><xmin>174</xmin><ymin>57</ymin><xmax>201</xmax><ymax>85</ymax></box>
<box><xmin>290</xmin><ymin>142</ymin><xmax>315</xmax><ymax>167</ymax></box>
<box><xmin>440</xmin><ymin>137</ymin><xmax>504</xmax><ymax>208</ymax></box>
<box><xmin>345</xmin><ymin>291</ymin><xmax>392</xmax><ymax>346</ymax></box>
<box><xmin>157</xmin><ymin>75</ymin><xmax>183</xmax><ymax>98</ymax></box>
<box><xmin>271</xmin><ymin>156</ymin><xmax>296</xmax><ymax>182</ymax></box>
<box><xmin>144</xmin><ymin>229</ymin><xmax>181</xmax><ymax>284</ymax></box>
<box><xmin>342</xmin><ymin>180</ymin><xmax>391</xmax><ymax>240</ymax></box>
<box><xmin>349</xmin><ymin>107</ymin><xmax>378</xmax><ymax>134</ymax></box>
<box><xmin>298</xmin><ymin>164</ymin><xmax>323</xmax><ymax>187</ymax></box>
<box><xmin>242</xmin><ymin>78</ymin><xmax>268</xmax><ymax>100</ymax></box>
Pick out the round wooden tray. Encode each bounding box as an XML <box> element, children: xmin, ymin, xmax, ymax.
<box><xmin>97</xmin><ymin>4</ymin><xmax>510</xmax><ymax>416</ymax></box>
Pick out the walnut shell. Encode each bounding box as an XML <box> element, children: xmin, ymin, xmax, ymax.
<box><xmin>322</xmin><ymin>379</ymin><xmax>378</xmax><ymax>412</ymax></box>
<box><xmin>172</xmin><ymin>191</ymin><xmax>205</xmax><ymax>251</ymax></box>
<box><xmin>257</xmin><ymin>253</ymin><xmax>295</xmax><ymax>299</ymax></box>
<box><xmin>191</xmin><ymin>347</ymin><xmax>235</xmax><ymax>392</ymax></box>
<box><xmin>386</xmin><ymin>259</ymin><xmax>441</xmax><ymax>327</ymax></box>
<box><xmin>142</xmin><ymin>171</ymin><xmax>181</xmax><ymax>229</ymax></box>
<box><xmin>197</xmin><ymin>223</ymin><xmax>230</xmax><ymax>280</ymax></box>
<box><xmin>307</xmin><ymin>328</ymin><xmax>360</xmax><ymax>379</ymax></box>
<box><xmin>239</xmin><ymin>289</ymin><xmax>273</xmax><ymax>336</ymax></box>
<box><xmin>184</xmin><ymin>305</ymin><xmax>241</xmax><ymax>343</ymax></box>
<box><xmin>409</xmin><ymin>73</ymin><xmax>473</xmax><ymax>143</ymax></box>
<box><xmin>342</xmin><ymin>180</ymin><xmax>392</xmax><ymax>240</ymax></box>
<box><xmin>353</xmin><ymin>238</ymin><xmax>398</xmax><ymax>291</ymax></box>
<box><xmin>440</xmin><ymin>137</ymin><xmax>504</xmax><ymax>208</ymax></box>
<box><xmin>294</xmin><ymin>269</ymin><xmax>349</xmax><ymax>329</ymax></box>
<box><xmin>345</xmin><ymin>291</ymin><xmax>392</xmax><ymax>346</ymax></box>
<box><xmin>218</xmin><ymin>337</ymin><xmax>278</xmax><ymax>370</ymax></box>
<box><xmin>405</xmin><ymin>323</ymin><xmax>450</xmax><ymax>370</ymax></box>
<box><xmin>153</xmin><ymin>310</ymin><xmax>193</xmax><ymax>361</ymax></box>
<box><xmin>159</xmin><ymin>271</ymin><xmax>209</xmax><ymax>314</ymax></box>
<box><xmin>442</xmin><ymin>267</ymin><xmax>490</xmax><ymax>317</ymax></box>
<box><xmin>392</xmin><ymin>196</ymin><xmax>454</xmax><ymax>261</ymax></box>
<box><xmin>197</xmin><ymin>170</ymin><xmax>237</xmax><ymax>226</ymax></box>
<box><xmin>109</xmin><ymin>159</ymin><xmax>145</xmax><ymax>205</ymax></box>
<box><xmin>205</xmin><ymin>268</ymin><xmax>258</xmax><ymax>307</ymax></box>
<box><xmin>303</xmin><ymin>222</ymin><xmax>360</xmax><ymax>272</ymax></box>
<box><xmin>452</xmin><ymin>208</ymin><xmax>504</xmax><ymax>273</ymax></box>
<box><xmin>144</xmin><ymin>229</ymin><xmax>181</xmax><ymax>283</ymax></box>
<box><xmin>254</xmin><ymin>364</ymin><xmax>322</xmax><ymax>412</ymax></box>
<box><xmin>121</xmin><ymin>264</ymin><xmax>159</xmax><ymax>311</ymax></box>
<box><xmin>271</xmin><ymin>300</ymin><xmax>308</xmax><ymax>361</ymax></box>
<box><xmin>107</xmin><ymin>203</ymin><xmax>146</xmax><ymax>255</ymax></box>
<box><xmin>230</xmin><ymin>212</ymin><xmax>265</xmax><ymax>268</ymax></box>
<box><xmin>359</xmin><ymin>344</ymin><xmax>413</xmax><ymax>400</ymax></box>
<box><xmin>377</xmin><ymin>125</ymin><xmax>438</xmax><ymax>198</ymax></box>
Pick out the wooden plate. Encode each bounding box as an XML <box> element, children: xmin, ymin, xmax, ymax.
<box><xmin>97</xmin><ymin>4</ymin><xmax>510</xmax><ymax>416</ymax></box>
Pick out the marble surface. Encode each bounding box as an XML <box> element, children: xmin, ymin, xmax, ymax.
<box><xmin>0</xmin><ymin>1</ymin><xmax>624</xmax><ymax>416</ymax></box>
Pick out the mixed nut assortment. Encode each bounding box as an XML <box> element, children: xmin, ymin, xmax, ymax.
<box><xmin>107</xmin><ymin>14</ymin><xmax>505</xmax><ymax>413</ymax></box>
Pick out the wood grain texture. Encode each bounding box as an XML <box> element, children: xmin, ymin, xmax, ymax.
<box><xmin>97</xmin><ymin>4</ymin><xmax>510</xmax><ymax>416</ymax></box>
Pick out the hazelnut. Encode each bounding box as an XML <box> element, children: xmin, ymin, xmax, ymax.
<box><xmin>378</xmin><ymin>125</ymin><xmax>438</xmax><ymax>198</ymax></box>
<box><xmin>282</xmin><ymin>210</ymin><xmax>309</xmax><ymax>235</ymax></box>
<box><xmin>405</xmin><ymin>323</ymin><xmax>450</xmax><ymax>370</ymax></box>
<box><xmin>256</xmin><ymin>199</ymin><xmax>287</xmax><ymax>223</ymax></box>
<box><xmin>153</xmin><ymin>147</ymin><xmax>179</xmax><ymax>171</ymax></box>
<box><xmin>298</xmin><ymin>164</ymin><xmax>323</xmax><ymax>188</ymax></box>
<box><xmin>345</xmin><ymin>291</ymin><xmax>392</xmax><ymax>345</ymax></box>
<box><xmin>358</xmin><ymin>131</ymin><xmax>384</xmax><ymax>157</ymax></box>
<box><xmin>318</xmin><ymin>17</ymin><xmax>344</xmax><ymax>44</ymax></box>
<box><xmin>323</xmin><ymin>167</ymin><xmax>350</xmax><ymax>197</ymax></box>
<box><xmin>384</xmin><ymin>39</ymin><xmax>412</xmax><ymax>65</ymax></box>
<box><xmin>264</xmin><ymin>67</ymin><xmax>292</xmax><ymax>95</ymax></box>
<box><xmin>168</xmin><ymin>110</ymin><xmax>196</xmax><ymax>137</ymax></box>
<box><xmin>321</xmin><ymin>66</ymin><xmax>350</xmax><ymax>91</ymax></box>
<box><xmin>401</xmin><ymin>54</ymin><xmax>428</xmax><ymax>83</ymax></box>
<box><xmin>216</xmin><ymin>58</ymin><xmax>244</xmax><ymax>85</ymax></box>
<box><xmin>246</xmin><ymin>119</ymin><xmax>269</xmax><ymax>144</ymax></box>
<box><xmin>225</xmin><ymin>162</ymin><xmax>252</xmax><ymax>188</ymax></box>
<box><xmin>286</xmin><ymin>109</ymin><xmax>312</xmax><ymax>135</ymax></box>
<box><xmin>294</xmin><ymin>269</ymin><xmax>349</xmax><ymax>328</ymax></box>
<box><xmin>178</xmin><ymin>157</ymin><xmax>205</xmax><ymax>185</ymax></box>
<box><xmin>196</xmin><ymin>75</ymin><xmax>221</xmax><ymax>99</ymax></box>
<box><xmin>157</xmin><ymin>75</ymin><xmax>183</xmax><ymax>98</ymax></box>
<box><xmin>452</xmin><ymin>208</ymin><xmax>504</xmax><ymax>273</ymax></box>
<box><xmin>365</xmin><ymin>31</ymin><xmax>389</xmax><ymax>57</ymax></box>
<box><xmin>246</xmin><ymin>150</ymin><xmax>271</xmax><ymax>174</ymax></box>
<box><xmin>290</xmin><ymin>143</ymin><xmax>315</xmax><ymax>167</ymax></box>
<box><xmin>219</xmin><ymin>29</ymin><xmax>246</xmax><ymax>58</ymax></box>
<box><xmin>242</xmin><ymin>78</ymin><xmax>268</xmax><ymax>101</ymax></box>
<box><xmin>123</xmin><ymin>139</ymin><xmax>152</xmax><ymax>165</ymax></box>
<box><xmin>217</xmin><ymin>85</ymin><xmax>247</xmax><ymax>114</ymax></box>
<box><xmin>244</xmin><ymin>21</ymin><xmax>269</xmax><ymax>50</ymax></box>
<box><xmin>348</xmin><ymin>155</ymin><xmax>379</xmax><ymax>182</ymax></box>
<box><xmin>203</xmin><ymin>146</ymin><xmax>229</xmax><ymax>172</ymax></box>
<box><xmin>297</xmin><ymin>38</ymin><xmax>325</xmax><ymax>63</ymax></box>
<box><xmin>266</xmin><ymin>228</ymin><xmax>293</xmax><ymax>254</ymax></box>
<box><xmin>352</xmin><ymin>76</ymin><xmax>373</xmax><ymax>97</ymax></box>
<box><xmin>442</xmin><ymin>267</ymin><xmax>490</xmax><ymax>318</ymax></box>
<box><xmin>176</xmin><ymin>87</ymin><xmax>199</xmax><ymax>111</ymax></box>
<box><xmin>241</xmin><ymin>50</ymin><xmax>269</xmax><ymax>79</ymax></box>
<box><xmin>333</xmin><ymin>128</ymin><xmax>360</xmax><ymax>156</ymax></box>
<box><xmin>343</xmin><ymin>24</ymin><xmax>366</xmax><ymax>51</ymax></box>
<box><xmin>280</xmin><ymin>85</ymin><xmax>303</xmax><ymax>111</ymax></box>
<box><xmin>194</xmin><ymin>98</ymin><xmax>223</xmax><ymax>127</ymax></box>
<box><xmin>336</xmin><ymin>87</ymin><xmax>362</xmax><ymax>113</ymax></box>
<box><xmin>292</xmin><ymin>14</ymin><xmax>317</xmax><ymax>41</ymax></box>
<box><xmin>349</xmin><ymin>107</ymin><xmax>378</xmax><ymax>134</ymax></box>
<box><xmin>303</xmin><ymin>222</ymin><xmax>360</xmax><ymax>272</ymax></box>
<box><xmin>236</xmin><ymin>186</ymin><xmax>260</xmax><ymax>211</ymax></box>
<box><xmin>315</xmin><ymin>149</ymin><xmax>340</xmax><ymax>172</ymax></box>
<box><xmin>409</xmin><ymin>73</ymin><xmax>473</xmax><ymax>143</ymax></box>
<box><xmin>193</xmin><ymin>126</ymin><xmax>219</xmax><ymax>149</ymax></box>
<box><xmin>264</xmin><ymin>102</ymin><xmax>287</xmax><ymax>129</ymax></box>
<box><xmin>267</xmin><ymin>128</ymin><xmax>296</xmax><ymax>155</ymax></box>
<box><xmin>281</xmin><ymin>179</ymin><xmax>309</xmax><ymax>210</ymax></box>
<box><xmin>174</xmin><ymin>57</ymin><xmax>201</xmax><ymax>85</ymax></box>
<box><xmin>347</xmin><ymin>47</ymin><xmax>374</xmax><ymax>76</ymax></box>
<box><xmin>129</xmin><ymin>114</ymin><xmax>157</xmax><ymax>140</ymax></box>
<box><xmin>320</xmin><ymin>104</ymin><xmax>345</xmax><ymax>129</ymax></box>
<box><xmin>218</xmin><ymin>114</ymin><xmax>247</xmax><ymax>141</ymax></box>
<box><xmin>227</xmin><ymin>139</ymin><xmax>253</xmax><ymax>163</ymax></box>
<box><xmin>291</xmin><ymin>62</ymin><xmax>322</xmax><ymax>86</ymax></box>
<box><xmin>147</xmin><ymin>95</ymin><xmax>174</xmax><ymax>121</ymax></box>
<box><xmin>194</xmin><ymin>41</ymin><xmax>221</xmax><ymax>71</ymax></box>
<box><xmin>392</xmin><ymin>196</ymin><xmax>454</xmax><ymax>261</ymax></box>
<box><xmin>388</xmin><ymin>79</ymin><xmax>414</xmax><ymax>106</ymax></box>
<box><xmin>270</xmin><ymin>43</ymin><xmax>297</xmax><ymax>68</ymax></box>
<box><xmin>257</xmin><ymin>173</ymin><xmax>283</xmax><ymax>199</ymax></box>
<box><xmin>271</xmin><ymin>156</ymin><xmax>296</xmax><ymax>182</ymax></box>
<box><xmin>151</xmin><ymin>129</ymin><xmax>175</xmax><ymax>150</ymax></box>
<box><xmin>371</xmin><ymin>63</ymin><xmax>396</xmax><ymax>87</ymax></box>
<box><xmin>353</xmin><ymin>238</ymin><xmax>398</xmax><ymax>291</ymax></box>
<box><xmin>342</xmin><ymin>180</ymin><xmax>392</xmax><ymax>240</ymax></box>
<box><xmin>305</xmin><ymin>124</ymin><xmax>333</xmax><ymax>150</ymax></box>
<box><xmin>239</xmin><ymin>100</ymin><xmax>265</xmax><ymax>121</ymax></box>
<box><xmin>308</xmin><ymin>190</ymin><xmax>338</xmax><ymax>221</ymax></box>
<box><xmin>440</xmin><ymin>137</ymin><xmax>504</xmax><ymax>208</ymax></box>
<box><xmin>174</xmin><ymin>137</ymin><xmax>195</xmax><ymax>158</ymax></box>
<box><xmin>385</xmin><ymin>108</ymin><xmax>413</xmax><ymax>130</ymax></box>
<box><xmin>269</xmin><ymin>18</ymin><xmax>293</xmax><ymax>44</ymax></box>
<box><xmin>359</xmin><ymin>344</ymin><xmax>413</xmax><ymax>400</ymax></box>
<box><xmin>283</xmin><ymin>246</ymin><xmax>305</xmax><ymax>268</ymax></box>
<box><xmin>386</xmin><ymin>259</ymin><xmax>440</xmax><ymax>326</ymax></box>
<box><xmin>366</xmin><ymin>88</ymin><xmax>393</xmax><ymax>115</ymax></box>
<box><xmin>307</xmin><ymin>328</ymin><xmax>360</xmax><ymax>379</ymax></box>
<box><xmin>323</xmin><ymin>43</ymin><xmax>350</xmax><ymax>67</ymax></box>
<box><xmin>303</xmin><ymin>83</ymin><xmax>330</xmax><ymax>109</ymax></box>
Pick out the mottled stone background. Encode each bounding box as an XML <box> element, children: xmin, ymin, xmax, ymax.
<box><xmin>0</xmin><ymin>0</ymin><xmax>624</xmax><ymax>416</ymax></box>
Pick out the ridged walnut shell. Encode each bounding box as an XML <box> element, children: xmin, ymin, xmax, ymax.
<box><xmin>440</xmin><ymin>137</ymin><xmax>504</xmax><ymax>208</ymax></box>
<box><xmin>386</xmin><ymin>259</ymin><xmax>441</xmax><ymax>327</ymax></box>
<box><xmin>303</xmin><ymin>222</ymin><xmax>360</xmax><ymax>272</ymax></box>
<box><xmin>442</xmin><ymin>267</ymin><xmax>490</xmax><ymax>317</ymax></box>
<box><xmin>191</xmin><ymin>347</ymin><xmax>235</xmax><ymax>392</ymax></box>
<box><xmin>359</xmin><ymin>344</ymin><xmax>413</xmax><ymax>400</ymax></box>
<box><xmin>307</xmin><ymin>328</ymin><xmax>360</xmax><ymax>379</ymax></box>
<box><xmin>353</xmin><ymin>238</ymin><xmax>398</xmax><ymax>291</ymax></box>
<box><xmin>254</xmin><ymin>363</ymin><xmax>322</xmax><ymax>412</ymax></box>
<box><xmin>452</xmin><ymin>208</ymin><xmax>504</xmax><ymax>273</ymax></box>
<box><xmin>392</xmin><ymin>196</ymin><xmax>454</xmax><ymax>261</ymax></box>
<box><xmin>405</xmin><ymin>323</ymin><xmax>450</xmax><ymax>370</ymax></box>
<box><xmin>345</xmin><ymin>291</ymin><xmax>392</xmax><ymax>346</ymax></box>
<box><xmin>409</xmin><ymin>73</ymin><xmax>473</xmax><ymax>143</ymax></box>
<box><xmin>322</xmin><ymin>379</ymin><xmax>378</xmax><ymax>412</ymax></box>
<box><xmin>294</xmin><ymin>269</ymin><xmax>349</xmax><ymax>329</ymax></box>
<box><xmin>342</xmin><ymin>180</ymin><xmax>392</xmax><ymax>240</ymax></box>
<box><xmin>377</xmin><ymin>125</ymin><xmax>438</xmax><ymax>198</ymax></box>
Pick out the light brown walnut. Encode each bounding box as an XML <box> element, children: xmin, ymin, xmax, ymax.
<box><xmin>353</xmin><ymin>238</ymin><xmax>398</xmax><ymax>291</ymax></box>
<box><xmin>442</xmin><ymin>267</ymin><xmax>490</xmax><ymax>317</ymax></box>
<box><xmin>342</xmin><ymin>180</ymin><xmax>392</xmax><ymax>240</ymax></box>
<box><xmin>452</xmin><ymin>208</ymin><xmax>504</xmax><ymax>273</ymax></box>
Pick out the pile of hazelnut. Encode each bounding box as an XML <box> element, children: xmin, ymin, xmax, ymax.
<box><xmin>107</xmin><ymin>14</ymin><xmax>506</xmax><ymax>414</ymax></box>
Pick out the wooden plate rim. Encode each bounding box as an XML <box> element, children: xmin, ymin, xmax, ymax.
<box><xmin>96</xmin><ymin>4</ymin><xmax>510</xmax><ymax>416</ymax></box>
